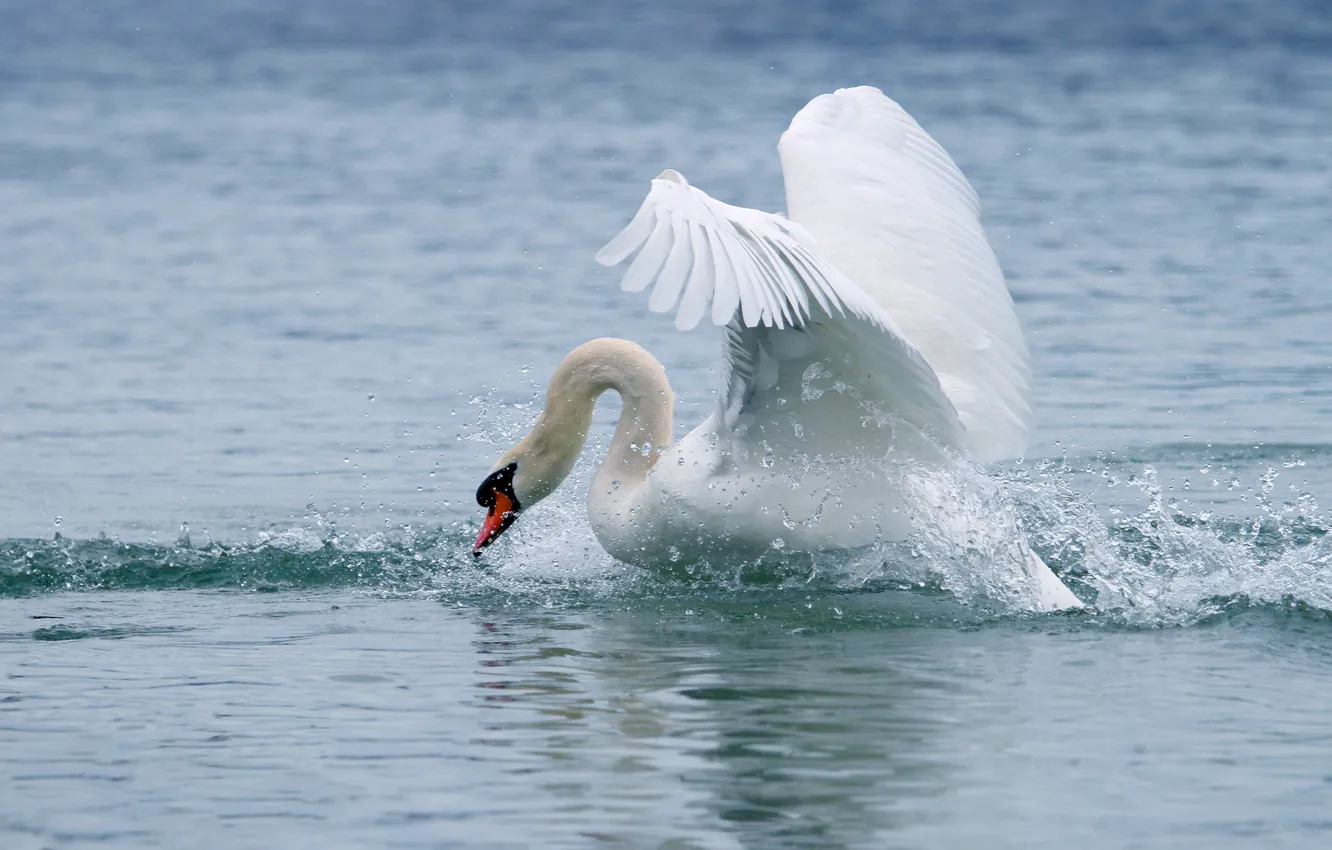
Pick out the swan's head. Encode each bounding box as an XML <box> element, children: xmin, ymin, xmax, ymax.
<box><xmin>471</xmin><ymin>437</ymin><xmax>576</xmax><ymax>555</ymax></box>
<box><xmin>470</xmin><ymin>337</ymin><xmax>672</xmax><ymax>555</ymax></box>
<box><xmin>472</xmin><ymin>461</ymin><xmax>523</xmax><ymax>555</ymax></box>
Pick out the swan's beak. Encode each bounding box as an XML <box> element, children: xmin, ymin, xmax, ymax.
<box><xmin>473</xmin><ymin>462</ymin><xmax>522</xmax><ymax>556</ymax></box>
<box><xmin>473</xmin><ymin>490</ymin><xmax>518</xmax><ymax>555</ymax></box>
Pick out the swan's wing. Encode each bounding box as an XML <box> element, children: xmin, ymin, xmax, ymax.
<box><xmin>779</xmin><ymin>86</ymin><xmax>1033</xmax><ymax>461</ymax></box>
<box><xmin>595</xmin><ymin>169</ymin><xmax>967</xmax><ymax>457</ymax></box>
<box><xmin>594</xmin><ymin>169</ymin><xmax>885</xmax><ymax>332</ymax></box>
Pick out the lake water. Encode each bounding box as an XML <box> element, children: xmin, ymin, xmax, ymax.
<box><xmin>4</xmin><ymin>1</ymin><xmax>1332</xmax><ymax>847</ymax></box>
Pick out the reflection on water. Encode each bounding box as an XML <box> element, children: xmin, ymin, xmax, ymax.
<box><xmin>445</xmin><ymin>596</ymin><xmax>1332</xmax><ymax>849</ymax></box>
<box><xmin>469</xmin><ymin>612</ymin><xmax>731</xmax><ymax>847</ymax></box>
<box><xmin>3</xmin><ymin>589</ymin><xmax>1332</xmax><ymax>848</ymax></box>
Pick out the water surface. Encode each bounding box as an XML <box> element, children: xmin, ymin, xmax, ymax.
<box><xmin>3</xmin><ymin>1</ymin><xmax>1332</xmax><ymax>847</ymax></box>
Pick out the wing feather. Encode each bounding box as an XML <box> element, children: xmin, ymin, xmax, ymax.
<box><xmin>594</xmin><ymin>197</ymin><xmax>657</xmax><ymax>267</ymax></box>
<box><xmin>648</xmin><ymin>215</ymin><xmax>693</xmax><ymax>314</ymax></box>
<box><xmin>705</xmin><ymin>227</ymin><xmax>741</xmax><ymax>326</ymax></box>
<box><xmin>781</xmin><ymin>244</ymin><xmax>841</xmax><ymax>316</ymax></box>
<box><xmin>778</xmin><ymin>86</ymin><xmax>1034</xmax><ymax>460</ymax></box>
<box><xmin>596</xmin><ymin>169</ymin><xmax>888</xmax><ymax>332</ymax></box>
<box><xmin>596</xmin><ymin>167</ymin><xmax>969</xmax><ymax>456</ymax></box>
<box><xmin>714</xmin><ymin>218</ymin><xmax>766</xmax><ymax>328</ymax></box>
<box><xmin>731</xmin><ymin>226</ymin><xmax>788</xmax><ymax>329</ymax></box>
<box><xmin>618</xmin><ymin>210</ymin><xmax>674</xmax><ymax>294</ymax></box>
<box><xmin>675</xmin><ymin>224</ymin><xmax>715</xmax><ymax>331</ymax></box>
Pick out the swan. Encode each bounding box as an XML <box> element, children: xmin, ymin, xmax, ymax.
<box><xmin>471</xmin><ymin>86</ymin><xmax>1081</xmax><ymax>611</ymax></box>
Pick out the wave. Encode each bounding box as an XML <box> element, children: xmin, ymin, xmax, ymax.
<box><xmin>0</xmin><ymin>530</ymin><xmax>437</xmax><ymax>597</ymax></box>
<box><xmin>3</xmin><ymin>463</ymin><xmax>1330</xmax><ymax>631</ymax></box>
<box><xmin>5</xmin><ymin>402</ymin><xmax>1330</xmax><ymax>628</ymax></box>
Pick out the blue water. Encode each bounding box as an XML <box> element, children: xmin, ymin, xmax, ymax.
<box><xmin>4</xmin><ymin>1</ymin><xmax>1332</xmax><ymax>847</ymax></box>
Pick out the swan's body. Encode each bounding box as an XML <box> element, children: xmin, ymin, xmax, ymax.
<box><xmin>474</xmin><ymin>86</ymin><xmax>1081</xmax><ymax>611</ymax></box>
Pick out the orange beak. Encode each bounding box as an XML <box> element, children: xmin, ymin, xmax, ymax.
<box><xmin>473</xmin><ymin>490</ymin><xmax>517</xmax><ymax>555</ymax></box>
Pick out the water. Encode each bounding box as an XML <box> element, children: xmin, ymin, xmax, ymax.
<box><xmin>4</xmin><ymin>1</ymin><xmax>1332</xmax><ymax>846</ymax></box>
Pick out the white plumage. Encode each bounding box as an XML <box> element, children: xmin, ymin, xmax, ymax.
<box><xmin>596</xmin><ymin>86</ymin><xmax>1033</xmax><ymax>463</ymax></box>
<box><xmin>478</xmin><ymin>86</ymin><xmax>1080</xmax><ymax>611</ymax></box>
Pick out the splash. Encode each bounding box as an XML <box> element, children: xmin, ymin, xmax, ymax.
<box><xmin>1006</xmin><ymin>454</ymin><xmax>1332</xmax><ymax>626</ymax></box>
<box><xmin>461</xmin><ymin>404</ymin><xmax>1332</xmax><ymax>625</ymax></box>
<box><xmin>896</xmin><ymin>460</ymin><xmax>1060</xmax><ymax>612</ymax></box>
<box><xmin>5</xmin><ymin>395</ymin><xmax>1330</xmax><ymax>630</ymax></box>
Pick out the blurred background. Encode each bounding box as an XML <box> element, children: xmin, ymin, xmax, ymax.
<box><xmin>2</xmin><ymin>0</ymin><xmax>1331</xmax><ymax>542</ymax></box>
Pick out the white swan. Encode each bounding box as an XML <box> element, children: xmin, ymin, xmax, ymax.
<box><xmin>472</xmin><ymin>86</ymin><xmax>1081</xmax><ymax>611</ymax></box>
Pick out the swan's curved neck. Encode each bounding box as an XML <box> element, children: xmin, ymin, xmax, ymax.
<box><xmin>506</xmin><ymin>338</ymin><xmax>673</xmax><ymax>507</ymax></box>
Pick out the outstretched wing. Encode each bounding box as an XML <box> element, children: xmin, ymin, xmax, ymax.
<box><xmin>594</xmin><ymin>169</ymin><xmax>968</xmax><ymax>459</ymax></box>
<box><xmin>778</xmin><ymin>86</ymin><xmax>1033</xmax><ymax>461</ymax></box>
<box><xmin>594</xmin><ymin>169</ymin><xmax>887</xmax><ymax>332</ymax></box>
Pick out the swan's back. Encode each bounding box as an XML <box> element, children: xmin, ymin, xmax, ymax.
<box><xmin>778</xmin><ymin>86</ymin><xmax>1032</xmax><ymax>461</ymax></box>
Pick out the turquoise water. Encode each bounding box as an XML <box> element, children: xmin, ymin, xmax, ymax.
<box><xmin>5</xmin><ymin>1</ymin><xmax>1332</xmax><ymax>847</ymax></box>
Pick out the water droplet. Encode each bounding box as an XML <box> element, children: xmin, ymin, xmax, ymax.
<box><xmin>367</xmin><ymin>393</ymin><xmax>375</xmax><ymax>401</ymax></box>
<box><xmin>668</xmin><ymin>546</ymin><xmax>681</xmax><ymax>562</ymax></box>
<box><xmin>611</xmin><ymin>480</ymin><xmax>621</xmax><ymax>490</ymax></box>
<box><xmin>53</xmin><ymin>516</ymin><xmax>62</xmax><ymax>527</ymax></box>
<box><xmin>801</xmin><ymin>362</ymin><xmax>829</xmax><ymax>402</ymax></box>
